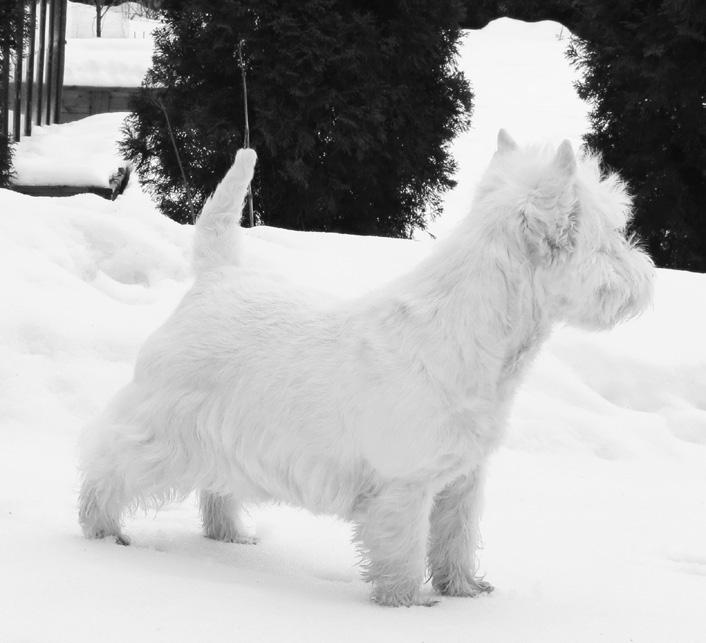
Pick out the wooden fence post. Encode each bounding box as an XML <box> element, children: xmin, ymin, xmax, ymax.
<box><xmin>24</xmin><ymin>0</ymin><xmax>37</xmax><ymax>136</ymax></box>
<box><xmin>2</xmin><ymin>0</ymin><xmax>68</xmax><ymax>140</ymax></box>
<box><xmin>45</xmin><ymin>0</ymin><xmax>56</xmax><ymax>124</ymax></box>
<box><xmin>13</xmin><ymin>1</ymin><xmax>25</xmax><ymax>141</ymax></box>
<box><xmin>36</xmin><ymin>0</ymin><xmax>47</xmax><ymax>125</ymax></box>
<box><xmin>54</xmin><ymin>0</ymin><xmax>66</xmax><ymax>123</ymax></box>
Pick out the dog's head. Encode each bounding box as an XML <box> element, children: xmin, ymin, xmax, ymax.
<box><xmin>477</xmin><ymin>129</ymin><xmax>654</xmax><ymax>330</ymax></box>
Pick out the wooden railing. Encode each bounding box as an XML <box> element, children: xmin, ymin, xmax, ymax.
<box><xmin>1</xmin><ymin>0</ymin><xmax>67</xmax><ymax>143</ymax></box>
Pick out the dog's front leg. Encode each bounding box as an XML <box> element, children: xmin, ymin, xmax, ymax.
<box><xmin>428</xmin><ymin>467</ymin><xmax>494</xmax><ymax>597</ymax></box>
<box><xmin>354</xmin><ymin>480</ymin><xmax>435</xmax><ymax>607</ymax></box>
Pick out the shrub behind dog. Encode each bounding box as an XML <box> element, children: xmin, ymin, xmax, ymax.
<box><xmin>121</xmin><ymin>0</ymin><xmax>473</xmax><ymax>237</ymax></box>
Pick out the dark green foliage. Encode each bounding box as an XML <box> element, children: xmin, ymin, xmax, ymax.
<box><xmin>0</xmin><ymin>0</ymin><xmax>21</xmax><ymax>51</ymax></box>
<box><xmin>0</xmin><ymin>133</ymin><xmax>13</xmax><ymax>187</ymax></box>
<box><xmin>121</xmin><ymin>0</ymin><xmax>473</xmax><ymax>235</ymax></box>
<box><xmin>462</xmin><ymin>0</ymin><xmax>575</xmax><ymax>31</ymax></box>
<box><xmin>567</xmin><ymin>1</ymin><xmax>706</xmax><ymax>271</ymax></box>
<box><xmin>0</xmin><ymin>0</ymin><xmax>20</xmax><ymax>188</ymax></box>
<box><xmin>0</xmin><ymin>130</ymin><xmax>12</xmax><ymax>191</ymax></box>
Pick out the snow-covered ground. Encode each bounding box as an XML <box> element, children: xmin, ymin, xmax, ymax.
<box><xmin>1</xmin><ymin>19</ymin><xmax>705</xmax><ymax>643</ymax></box>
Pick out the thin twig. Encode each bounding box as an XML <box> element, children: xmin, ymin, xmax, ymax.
<box><xmin>238</xmin><ymin>39</ymin><xmax>255</xmax><ymax>227</ymax></box>
<box><xmin>156</xmin><ymin>97</ymin><xmax>195</xmax><ymax>222</ymax></box>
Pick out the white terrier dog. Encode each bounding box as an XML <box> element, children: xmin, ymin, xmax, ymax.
<box><xmin>79</xmin><ymin>130</ymin><xmax>654</xmax><ymax>606</ymax></box>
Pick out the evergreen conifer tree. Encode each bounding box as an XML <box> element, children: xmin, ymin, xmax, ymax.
<box><xmin>567</xmin><ymin>0</ymin><xmax>706</xmax><ymax>271</ymax></box>
<box><xmin>121</xmin><ymin>0</ymin><xmax>473</xmax><ymax>236</ymax></box>
<box><xmin>0</xmin><ymin>133</ymin><xmax>12</xmax><ymax>187</ymax></box>
<box><xmin>0</xmin><ymin>0</ymin><xmax>19</xmax><ymax>188</ymax></box>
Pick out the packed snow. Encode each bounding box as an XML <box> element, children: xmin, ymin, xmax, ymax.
<box><xmin>1</xmin><ymin>18</ymin><xmax>705</xmax><ymax>643</ymax></box>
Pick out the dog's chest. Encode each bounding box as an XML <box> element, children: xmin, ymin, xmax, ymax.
<box><xmin>354</xmin><ymin>388</ymin><xmax>502</xmax><ymax>482</ymax></box>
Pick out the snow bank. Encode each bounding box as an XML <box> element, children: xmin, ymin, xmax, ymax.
<box><xmin>1</xmin><ymin>18</ymin><xmax>705</xmax><ymax>643</ymax></box>
<box><xmin>12</xmin><ymin>113</ymin><xmax>129</xmax><ymax>187</ymax></box>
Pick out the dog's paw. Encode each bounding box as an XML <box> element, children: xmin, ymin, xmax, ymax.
<box><xmin>433</xmin><ymin>574</ymin><xmax>494</xmax><ymax>597</ymax></box>
<box><xmin>371</xmin><ymin>583</ymin><xmax>437</xmax><ymax>607</ymax></box>
<box><xmin>372</xmin><ymin>593</ymin><xmax>440</xmax><ymax>608</ymax></box>
<box><xmin>229</xmin><ymin>534</ymin><xmax>258</xmax><ymax>545</ymax></box>
<box><xmin>474</xmin><ymin>578</ymin><xmax>494</xmax><ymax>594</ymax></box>
<box><xmin>83</xmin><ymin>525</ymin><xmax>130</xmax><ymax>546</ymax></box>
<box><xmin>115</xmin><ymin>533</ymin><xmax>131</xmax><ymax>546</ymax></box>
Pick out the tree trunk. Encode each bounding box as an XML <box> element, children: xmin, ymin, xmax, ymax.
<box><xmin>95</xmin><ymin>1</ymin><xmax>102</xmax><ymax>37</ymax></box>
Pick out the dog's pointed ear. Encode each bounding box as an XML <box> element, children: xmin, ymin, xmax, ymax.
<box><xmin>553</xmin><ymin>140</ymin><xmax>577</xmax><ymax>177</ymax></box>
<box><xmin>497</xmin><ymin>129</ymin><xmax>518</xmax><ymax>154</ymax></box>
<box><xmin>521</xmin><ymin>140</ymin><xmax>579</xmax><ymax>264</ymax></box>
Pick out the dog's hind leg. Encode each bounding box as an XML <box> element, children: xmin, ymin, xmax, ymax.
<box><xmin>79</xmin><ymin>388</ymin><xmax>180</xmax><ymax>546</ymax></box>
<box><xmin>199</xmin><ymin>491</ymin><xmax>257</xmax><ymax>544</ymax></box>
<box><xmin>79</xmin><ymin>440</ymin><xmax>184</xmax><ymax>547</ymax></box>
<box><xmin>428</xmin><ymin>467</ymin><xmax>493</xmax><ymax>597</ymax></box>
<box><xmin>79</xmin><ymin>465</ymin><xmax>132</xmax><ymax>546</ymax></box>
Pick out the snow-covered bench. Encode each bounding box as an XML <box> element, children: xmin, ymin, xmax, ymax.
<box><xmin>10</xmin><ymin>112</ymin><xmax>132</xmax><ymax>200</ymax></box>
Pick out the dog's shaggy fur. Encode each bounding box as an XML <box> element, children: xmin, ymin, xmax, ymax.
<box><xmin>79</xmin><ymin>131</ymin><xmax>654</xmax><ymax>606</ymax></box>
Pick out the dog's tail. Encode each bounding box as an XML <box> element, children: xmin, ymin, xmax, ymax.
<box><xmin>192</xmin><ymin>148</ymin><xmax>257</xmax><ymax>276</ymax></box>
